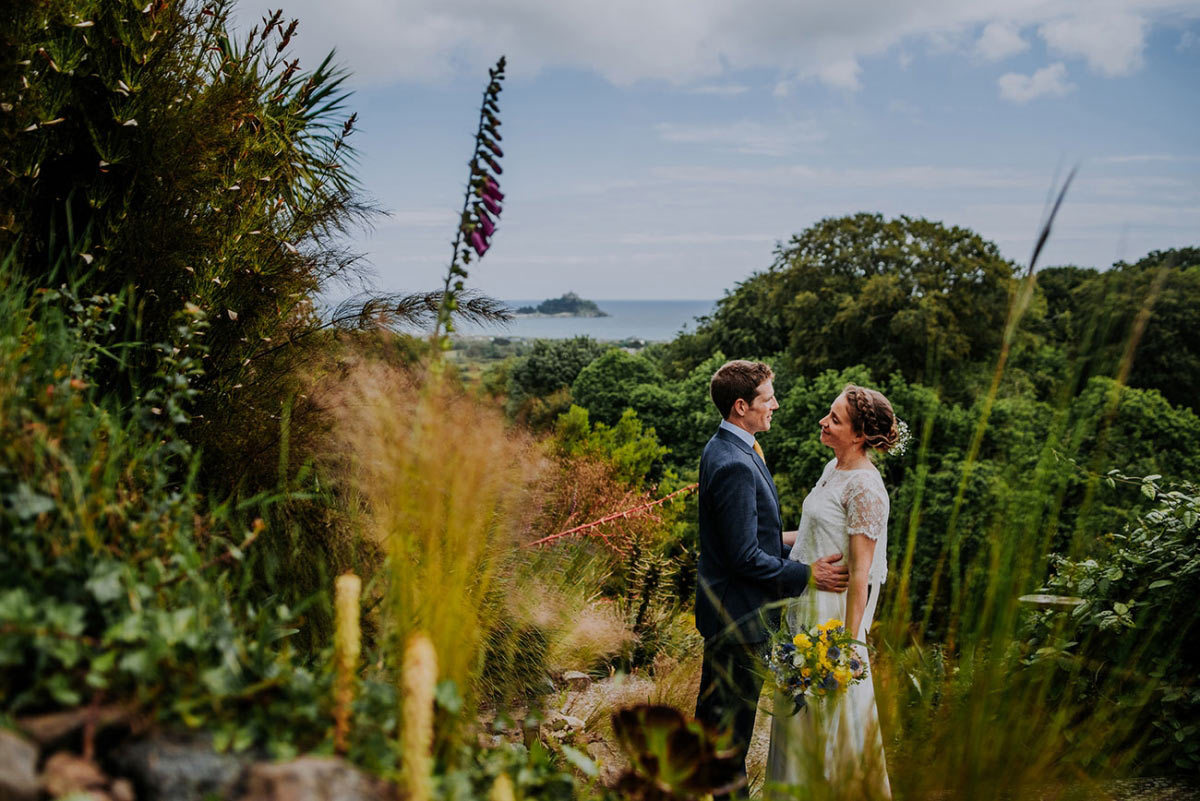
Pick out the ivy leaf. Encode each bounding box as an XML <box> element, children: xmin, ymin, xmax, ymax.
<box><xmin>6</xmin><ymin>483</ymin><xmax>56</xmax><ymax>520</ymax></box>
<box><xmin>86</xmin><ymin>562</ymin><xmax>124</xmax><ymax>604</ymax></box>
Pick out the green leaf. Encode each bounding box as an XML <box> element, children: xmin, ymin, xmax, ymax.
<box><xmin>561</xmin><ymin>744</ymin><xmax>598</xmax><ymax>778</ymax></box>
<box><xmin>435</xmin><ymin>679</ymin><xmax>462</xmax><ymax>714</ymax></box>
<box><xmin>45</xmin><ymin>673</ymin><xmax>82</xmax><ymax>706</ymax></box>
<box><xmin>1148</xmin><ymin>579</ymin><xmax>1173</xmax><ymax>590</ymax></box>
<box><xmin>6</xmin><ymin>483</ymin><xmax>56</xmax><ymax>520</ymax></box>
<box><xmin>1141</xmin><ymin>482</ymin><xmax>1157</xmax><ymax>499</ymax></box>
<box><xmin>86</xmin><ymin>563</ymin><xmax>124</xmax><ymax>604</ymax></box>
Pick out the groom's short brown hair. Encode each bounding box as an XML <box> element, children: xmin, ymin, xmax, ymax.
<box><xmin>710</xmin><ymin>360</ymin><xmax>774</xmax><ymax>420</ymax></box>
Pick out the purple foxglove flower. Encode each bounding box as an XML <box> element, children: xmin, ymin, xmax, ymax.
<box><xmin>484</xmin><ymin>124</ymin><xmax>502</xmax><ymax>141</ymax></box>
<box><xmin>482</xmin><ymin>138</ymin><xmax>503</xmax><ymax>158</ymax></box>
<box><xmin>483</xmin><ymin>179</ymin><xmax>505</xmax><ymax>202</ymax></box>
<box><xmin>476</xmin><ymin>210</ymin><xmax>495</xmax><ymax>237</ymax></box>
<box><xmin>470</xmin><ymin>230</ymin><xmax>489</xmax><ymax>256</ymax></box>
<box><xmin>483</xmin><ymin>155</ymin><xmax>503</xmax><ymax>175</ymax></box>
<box><xmin>481</xmin><ymin>195</ymin><xmax>501</xmax><ymax>216</ymax></box>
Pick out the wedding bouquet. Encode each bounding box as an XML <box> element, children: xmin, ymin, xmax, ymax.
<box><xmin>765</xmin><ymin>618</ymin><xmax>867</xmax><ymax>714</ymax></box>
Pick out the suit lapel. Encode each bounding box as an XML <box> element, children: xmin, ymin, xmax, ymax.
<box><xmin>716</xmin><ymin>428</ymin><xmax>781</xmax><ymax>519</ymax></box>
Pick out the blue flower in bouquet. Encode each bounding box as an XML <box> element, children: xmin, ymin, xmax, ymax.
<box><xmin>826</xmin><ymin>645</ymin><xmax>841</xmax><ymax>662</ymax></box>
<box><xmin>822</xmin><ymin>673</ymin><xmax>839</xmax><ymax>691</ymax></box>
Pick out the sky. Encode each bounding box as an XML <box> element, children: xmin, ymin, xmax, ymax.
<box><xmin>237</xmin><ymin>1</ymin><xmax>1200</xmax><ymax>301</ymax></box>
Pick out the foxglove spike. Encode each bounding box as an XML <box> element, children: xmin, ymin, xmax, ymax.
<box><xmin>484</xmin><ymin>124</ymin><xmax>502</xmax><ymax>141</ymax></box>
<box><xmin>484</xmin><ymin>111</ymin><xmax>501</xmax><ymax>127</ymax></box>
<box><xmin>488</xmin><ymin>82</ymin><xmax>501</xmax><ymax>94</ymax></box>
<box><xmin>481</xmin><ymin>195</ymin><xmax>501</xmax><ymax>215</ymax></box>
<box><xmin>483</xmin><ymin>155</ymin><xmax>503</xmax><ymax>175</ymax></box>
<box><xmin>486</xmin><ymin>99</ymin><xmax>499</xmax><ymax>113</ymax></box>
<box><xmin>470</xmin><ymin>230</ymin><xmax>489</xmax><ymax>256</ymax></box>
<box><xmin>483</xmin><ymin>139</ymin><xmax>503</xmax><ymax>158</ymax></box>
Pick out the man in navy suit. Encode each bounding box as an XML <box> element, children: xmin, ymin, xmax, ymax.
<box><xmin>694</xmin><ymin>360</ymin><xmax>848</xmax><ymax>796</ymax></box>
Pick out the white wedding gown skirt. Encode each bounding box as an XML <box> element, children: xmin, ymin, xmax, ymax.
<box><xmin>765</xmin><ymin>587</ymin><xmax>892</xmax><ymax>800</ymax></box>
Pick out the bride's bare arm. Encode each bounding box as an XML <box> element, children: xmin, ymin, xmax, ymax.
<box><xmin>782</xmin><ymin>529</ymin><xmax>798</xmax><ymax>547</ymax></box>
<box><xmin>845</xmin><ymin>533</ymin><xmax>877</xmax><ymax>639</ymax></box>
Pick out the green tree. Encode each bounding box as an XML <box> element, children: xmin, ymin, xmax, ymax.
<box><xmin>555</xmin><ymin>405</ymin><xmax>668</xmax><ymax>487</ymax></box>
<box><xmin>571</xmin><ymin>348</ymin><xmax>662</xmax><ymax>426</ymax></box>
<box><xmin>506</xmin><ymin>336</ymin><xmax>609</xmax><ymax>421</ymax></box>
<box><xmin>662</xmin><ymin>214</ymin><xmax>1018</xmax><ymax>401</ymax></box>
<box><xmin>1063</xmin><ymin>249</ymin><xmax>1200</xmax><ymax>412</ymax></box>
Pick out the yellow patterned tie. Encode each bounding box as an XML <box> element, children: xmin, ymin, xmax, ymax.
<box><xmin>752</xmin><ymin>439</ymin><xmax>765</xmax><ymax>462</ymax></box>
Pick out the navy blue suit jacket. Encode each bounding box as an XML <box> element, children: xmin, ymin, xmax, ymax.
<box><xmin>695</xmin><ymin>427</ymin><xmax>811</xmax><ymax>643</ymax></box>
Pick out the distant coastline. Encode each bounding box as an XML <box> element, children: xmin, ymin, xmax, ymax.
<box><xmin>513</xmin><ymin>291</ymin><xmax>608</xmax><ymax>318</ymax></box>
<box><xmin>452</xmin><ymin>299</ymin><xmax>717</xmax><ymax>343</ymax></box>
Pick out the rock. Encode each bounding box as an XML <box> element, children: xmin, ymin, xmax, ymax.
<box><xmin>40</xmin><ymin>752</ymin><xmax>108</xmax><ymax>798</ymax></box>
<box><xmin>561</xmin><ymin>671</ymin><xmax>591</xmax><ymax>691</ymax></box>
<box><xmin>108</xmin><ymin>735</ymin><xmax>248</xmax><ymax>801</ymax></box>
<box><xmin>584</xmin><ymin>740</ymin><xmax>626</xmax><ymax>787</ymax></box>
<box><xmin>110</xmin><ymin>778</ymin><xmax>136</xmax><ymax>801</ymax></box>
<box><xmin>18</xmin><ymin>703</ymin><xmax>137</xmax><ymax>747</ymax></box>
<box><xmin>0</xmin><ymin>729</ymin><xmax>39</xmax><ymax>801</ymax></box>
<box><xmin>235</xmin><ymin>757</ymin><xmax>391</xmax><ymax>801</ymax></box>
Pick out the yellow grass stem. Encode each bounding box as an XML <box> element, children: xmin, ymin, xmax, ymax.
<box><xmin>333</xmin><ymin>571</ymin><xmax>362</xmax><ymax>755</ymax></box>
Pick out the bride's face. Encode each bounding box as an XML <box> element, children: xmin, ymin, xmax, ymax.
<box><xmin>819</xmin><ymin>393</ymin><xmax>863</xmax><ymax>452</ymax></box>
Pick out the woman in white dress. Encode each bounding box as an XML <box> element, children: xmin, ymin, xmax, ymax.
<box><xmin>766</xmin><ymin>384</ymin><xmax>899</xmax><ymax>800</ymax></box>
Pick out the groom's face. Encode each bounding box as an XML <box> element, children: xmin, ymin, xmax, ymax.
<box><xmin>740</xmin><ymin>379</ymin><xmax>779</xmax><ymax>435</ymax></box>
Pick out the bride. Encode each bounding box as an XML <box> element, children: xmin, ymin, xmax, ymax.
<box><xmin>766</xmin><ymin>384</ymin><xmax>899</xmax><ymax>800</ymax></box>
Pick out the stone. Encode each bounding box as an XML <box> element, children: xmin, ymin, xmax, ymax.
<box><xmin>584</xmin><ymin>740</ymin><xmax>626</xmax><ymax>787</ymax></box>
<box><xmin>18</xmin><ymin>703</ymin><xmax>137</xmax><ymax>747</ymax></box>
<box><xmin>0</xmin><ymin>729</ymin><xmax>39</xmax><ymax>801</ymax></box>
<box><xmin>109</xmin><ymin>778</ymin><xmax>136</xmax><ymax>801</ymax></box>
<box><xmin>561</xmin><ymin>671</ymin><xmax>591</xmax><ymax>691</ymax></box>
<box><xmin>234</xmin><ymin>757</ymin><xmax>391</xmax><ymax>801</ymax></box>
<box><xmin>40</xmin><ymin>752</ymin><xmax>108</xmax><ymax>798</ymax></box>
<box><xmin>108</xmin><ymin>734</ymin><xmax>248</xmax><ymax>801</ymax></box>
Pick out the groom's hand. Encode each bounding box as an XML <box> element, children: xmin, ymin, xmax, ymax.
<box><xmin>810</xmin><ymin>553</ymin><xmax>849</xmax><ymax>592</ymax></box>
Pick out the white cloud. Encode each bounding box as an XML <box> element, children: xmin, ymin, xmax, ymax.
<box><xmin>232</xmin><ymin>1</ymin><xmax>1188</xmax><ymax>90</ymax></box>
<box><xmin>814</xmin><ymin>58</ymin><xmax>862</xmax><ymax>91</ymax></box>
<box><xmin>1039</xmin><ymin>12</ymin><xmax>1147</xmax><ymax>76</ymax></box>
<box><xmin>654</xmin><ymin>121</ymin><xmax>824</xmax><ymax>157</ymax></box>
<box><xmin>976</xmin><ymin>21</ymin><xmax>1029</xmax><ymax>60</ymax></box>
<box><xmin>998</xmin><ymin>62</ymin><xmax>1076</xmax><ymax>102</ymax></box>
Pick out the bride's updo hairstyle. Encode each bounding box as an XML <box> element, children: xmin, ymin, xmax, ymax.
<box><xmin>842</xmin><ymin>384</ymin><xmax>900</xmax><ymax>453</ymax></box>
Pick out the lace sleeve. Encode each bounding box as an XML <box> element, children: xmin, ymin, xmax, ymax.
<box><xmin>843</xmin><ymin>475</ymin><xmax>889</xmax><ymax>541</ymax></box>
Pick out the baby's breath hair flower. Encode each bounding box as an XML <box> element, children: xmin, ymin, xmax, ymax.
<box><xmin>889</xmin><ymin>419</ymin><xmax>912</xmax><ymax>458</ymax></box>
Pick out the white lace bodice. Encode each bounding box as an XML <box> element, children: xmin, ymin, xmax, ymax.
<box><xmin>789</xmin><ymin>459</ymin><xmax>889</xmax><ymax>586</ymax></box>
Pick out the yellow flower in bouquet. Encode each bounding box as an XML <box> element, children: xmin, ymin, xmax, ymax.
<box><xmin>767</xmin><ymin>617</ymin><xmax>867</xmax><ymax>714</ymax></box>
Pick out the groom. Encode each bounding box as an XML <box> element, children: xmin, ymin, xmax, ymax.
<box><xmin>694</xmin><ymin>360</ymin><xmax>848</xmax><ymax>795</ymax></box>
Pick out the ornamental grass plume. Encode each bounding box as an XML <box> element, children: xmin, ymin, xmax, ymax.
<box><xmin>488</xmin><ymin>773</ymin><xmax>516</xmax><ymax>801</ymax></box>
<box><xmin>333</xmin><ymin>572</ymin><xmax>362</xmax><ymax>755</ymax></box>
<box><xmin>402</xmin><ymin>632</ymin><xmax>437</xmax><ymax>801</ymax></box>
<box><xmin>434</xmin><ymin>56</ymin><xmax>509</xmax><ymax>345</ymax></box>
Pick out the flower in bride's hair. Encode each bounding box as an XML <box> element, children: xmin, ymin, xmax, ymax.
<box><xmin>889</xmin><ymin>419</ymin><xmax>912</xmax><ymax>458</ymax></box>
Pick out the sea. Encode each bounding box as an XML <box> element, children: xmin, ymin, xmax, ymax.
<box><xmin>454</xmin><ymin>299</ymin><xmax>718</xmax><ymax>343</ymax></box>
